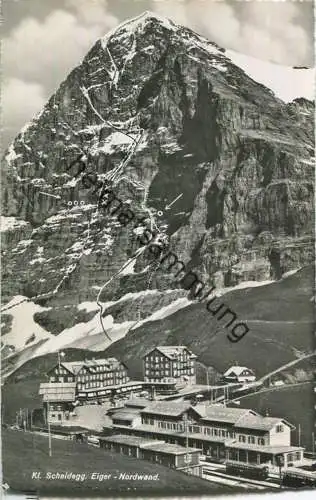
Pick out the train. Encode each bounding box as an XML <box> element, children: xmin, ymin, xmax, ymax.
<box><xmin>281</xmin><ymin>468</ymin><xmax>316</xmax><ymax>488</ymax></box>
<box><xmin>225</xmin><ymin>461</ymin><xmax>269</xmax><ymax>480</ymax></box>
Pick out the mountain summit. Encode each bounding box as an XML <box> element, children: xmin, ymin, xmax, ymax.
<box><xmin>1</xmin><ymin>12</ymin><xmax>314</xmax><ymax>370</ymax></box>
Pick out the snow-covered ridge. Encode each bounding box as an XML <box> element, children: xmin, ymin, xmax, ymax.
<box><xmin>101</xmin><ymin>10</ymin><xmax>177</xmax><ymax>48</ymax></box>
<box><xmin>226</xmin><ymin>49</ymin><xmax>315</xmax><ymax>103</ymax></box>
<box><xmin>100</xmin><ymin>10</ymin><xmax>314</xmax><ymax>104</ymax></box>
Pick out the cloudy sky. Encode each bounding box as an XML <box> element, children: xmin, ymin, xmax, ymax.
<box><xmin>2</xmin><ymin>0</ymin><xmax>314</xmax><ymax>148</ymax></box>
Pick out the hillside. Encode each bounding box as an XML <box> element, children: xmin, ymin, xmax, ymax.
<box><xmin>231</xmin><ymin>382</ymin><xmax>315</xmax><ymax>450</ymax></box>
<box><xmin>3</xmin><ymin>265</ymin><xmax>314</xmax><ymax>388</ymax></box>
<box><xmin>3</xmin><ymin>430</ymin><xmax>234</xmax><ymax>496</ymax></box>
<box><xmin>102</xmin><ymin>265</ymin><xmax>314</xmax><ymax>379</ymax></box>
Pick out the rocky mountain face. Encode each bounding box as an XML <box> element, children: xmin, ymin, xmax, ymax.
<box><xmin>1</xmin><ymin>12</ymin><xmax>314</xmax><ymax>367</ymax></box>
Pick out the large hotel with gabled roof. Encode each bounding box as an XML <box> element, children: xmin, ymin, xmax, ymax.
<box><xmin>143</xmin><ymin>346</ymin><xmax>197</xmax><ymax>385</ymax></box>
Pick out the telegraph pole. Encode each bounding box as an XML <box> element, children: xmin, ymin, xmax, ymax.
<box><xmin>183</xmin><ymin>413</ymin><xmax>189</xmax><ymax>465</ymax></box>
<box><xmin>298</xmin><ymin>424</ymin><xmax>301</xmax><ymax>447</ymax></box>
<box><xmin>47</xmin><ymin>401</ymin><xmax>52</xmax><ymax>457</ymax></box>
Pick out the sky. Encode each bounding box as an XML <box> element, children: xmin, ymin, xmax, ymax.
<box><xmin>2</xmin><ymin>0</ymin><xmax>315</xmax><ymax>148</ymax></box>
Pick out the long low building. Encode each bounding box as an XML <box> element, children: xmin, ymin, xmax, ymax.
<box><xmin>99</xmin><ymin>434</ymin><xmax>202</xmax><ymax>476</ymax></box>
<box><xmin>107</xmin><ymin>400</ymin><xmax>305</xmax><ymax>469</ymax></box>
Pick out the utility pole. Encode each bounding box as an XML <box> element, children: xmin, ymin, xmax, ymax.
<box><xmin>183</xmin><ymin>413</ymin><xmax>189</xmax><ymax>465</ymax></box>
<box><xmin>298</xmin><ymin>424</ymin><xmax>301</xmax><ymax>447</ymax></box>
<box><xmin>312</xmin><ymin>432</ymin><xmax>315</xmax><ymax>455</ymax></box>
<box><xmin>47</xmin><ymin>401</ymin><xmax>52</xmax><ymax>457</ymax></box>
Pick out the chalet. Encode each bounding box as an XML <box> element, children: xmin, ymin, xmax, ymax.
<box><xmin>143</xmin><ymin>346</ymin><xmax>197</xmax><ymax>385</ymax></box>
<box><xmin>223</xmin><ymin>366</ymin><xmax>256</xmax><ymax>384</ymax></box>
<box><xmin>107</xmin><ymin>400</ymin><xmax>304</xmax><ymax>469</ymax></box>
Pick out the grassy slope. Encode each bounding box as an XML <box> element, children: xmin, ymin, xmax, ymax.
<box><xmin>2</xmin><ymin>429</ymin><xmax>237</xmax><ymax>496</ymax></box>
<box><xmin>103</xmin><ymin>265</ymin><xmax>314</xmax><ymax>379</ymax></box>
<box><xmin>232</xmin><ymin>382</ymin><xmax>314</xmax><ymax>450</ymax></box>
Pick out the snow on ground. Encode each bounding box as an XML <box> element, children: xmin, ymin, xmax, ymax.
<box><xmin>120</xmin><ymin>260</ymin><xmax>136</xmax><ymax>275</ymax></box>
<box><xmin>91</xmin><ymin>131</ymin><xmax>135</xmax><ymax>156</ymax></box>
<box><xmin>1</xmin><ymin>216</ymin><xmax>28</xmax><ymax>232</ymax></box>
<box><xmin>64</xmin><ymin>321</ymin><xmax>135</xmax><ymax>351</ymax></box>
<box><xmin>77</xmin><ymin>302</ymin><xmax>100</xmax><ymax>313</ymax></box>
<box><xmin>226</xmin><ymin>49</ymin><xmax>315</xmax><ymax>103</ymax></box>
<box><xmin>281</xmin><ymin>269</ymin><xmax>299</xmax><ymax>279</ymax></box>
<box><xmin>131</xmin><ymin>297</ymin><xmax>192</xmax><ymax>330</ymax></box>
<box><xmin>1</xmin><ymin>296</ymin><xmax>53</xmax><ymax>350</ymax></box>
<box><xmin>101</xmin><ymin>11</ymin><xmax>177</xmax><ymax>48</ymax></box>
<box><xmin>34</xmin><ymin>310</ymin><xmax>115</xmax><ymax>355</ymax></box>
<box><xmin>215</xmin><ymin>279</ymin><xmax>274</xmax><ymax>297</ymax></box>
<box><xmin>33</xmin><ymin>307</ymin><xmax>137</xmax><ymax>355</ymax></box>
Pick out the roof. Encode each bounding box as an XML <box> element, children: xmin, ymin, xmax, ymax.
<box><xmin>99</xmin><ymin>434</ymin><xmax>162</xmax><ymax>447</ymax></box>
<box><xmin>141</xmin><ymin>401</ymin><xmax>191</xmax><ymax>417</ymax></box>
<box><xmin>140</xmin><ymin>442</ymin><xmax>201</xmax><ymax>455</ymax></box>
<box><xmin>223</xmin><ymin>366</ymin><xmax>254</xmax><ymax>377</ymax></box>
<box><xmin>227</xmin><ymin>442</ymin><xmax>304</xmax><ymax>455</ymax></box>
<box><xmin>235</xmin><ymin>414</ymin><xmax>294</xmax><ymax>431</ymax></box>
<box><xmin>126</xmin><ymin>424</ymin><xmax>231</xmax><ymax>444</ymax></box>
<box><xmin>111</xmin><ymin>410</ymin><xmax>140</xmax><ymax>421</ymax></box>
<box><xmin>39</xmin><ymin>382</ymin><xmax>76</xmax><ymax>402</ymax></box>
<box><xmin>195</xmin><ymin>405</ymin><xmax>257</xmax><ymax>424</ymax></box>
<box><xmin>125</xmin><ymin>398</ymin><xmax>150</xmax><ymax>409</ymax></box>
<box><xmin>144</xmin><ymin>346</ymin><xmax>197</xmax><ymax>360</ymax></box>
<box><xmin>84</xmin><ymin>358</ymin><xmax>121</xmax><ymax>370</ymax></box>
<box><xmin>49</xmin><ymin>358</ymin><xmax>123</xmax><ymax>375</ymax></box>
<box><xmin>62</xmin><ymin>362</ymin><xmax>85</xmax><ymax>375</ymax></box>
<box><xmin>79</xmin><ymin>380</ymin><xmax>143</xmax><ymax>393</ymax></box>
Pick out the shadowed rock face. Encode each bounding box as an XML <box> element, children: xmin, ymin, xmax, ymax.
<box><xmin>1</xmin><ymin>13</ymin><xmax>314</xmax><ymax>324</ymax></box>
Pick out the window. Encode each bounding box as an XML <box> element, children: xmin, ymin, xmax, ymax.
<box><xmin>239</xmin><ymin>435</ymin><xmax>246</xmax><ymax>443</ymax></box>
<box><xmin>288</xmin><ymin>453</ymin><xmax>294</xmax><ymax>462</ymax></box>
<box><xmin>276</xmin><ymin>424</ymin><xmax>284</xmax><ymax>433</ymax></box>
<box><xmin>248</xmin><ymin>436</ymin><xmax>255</xmax><ymax>444</ymax></box>
<box><xmin>294</xmin><ymin>452</ymin><xmax>301</xmax><ymax>461</ymax></box>
<box><xmin>258</xmin><ymin>438</ymin><xmax>265</xmax><ymax>445</ymax></box>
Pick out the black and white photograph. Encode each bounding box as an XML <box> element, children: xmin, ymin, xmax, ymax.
<box><xmin>1</xmin><ymin>0</ymin><xmax>315</xmax><ymax>497</ymax></box>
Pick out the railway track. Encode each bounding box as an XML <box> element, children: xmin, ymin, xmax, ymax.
<box><xmin>202</xmin><ymin>465</ymin><xmax>281</xmax><ymax>490</ymax></box>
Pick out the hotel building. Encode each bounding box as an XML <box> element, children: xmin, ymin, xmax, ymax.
<box><xmin>143</xmin><ymin>346</ymin><xmax>197</xmax><ymax>385</ymax></box>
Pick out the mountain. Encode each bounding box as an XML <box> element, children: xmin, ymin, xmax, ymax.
<box><xmin>1</xmin><ymin>11</ymin><xmax>314</xmax><ymax>375</ymax></box>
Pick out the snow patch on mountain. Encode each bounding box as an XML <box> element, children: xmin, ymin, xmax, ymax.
<box><xmin>101</xmin><ymin>11</ymin><xmax>177</xmax><ymax>48</ymax></box>
<box><xmin>1</xmin><ymin>216</ymin><xmax>29</xmax><ymax>232</ymax></box>
<box><xmin>1</xmin><ymin>296</ymin><xmax>53</xmax><ymax>351</ymax></box>
<box><xmin>34</xmin><ymin>310</ymin><xmax>114</xmax><ymax>356</ymax></box>
<box><xmin>131</xmin><ymin>297</ymin><xmax>192</xmax><ymax>330</ymax></box>
<box><xmin>226</xmin><ymin>50</ymin><xmax>315</xmax><ymax>103</ymax></box>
